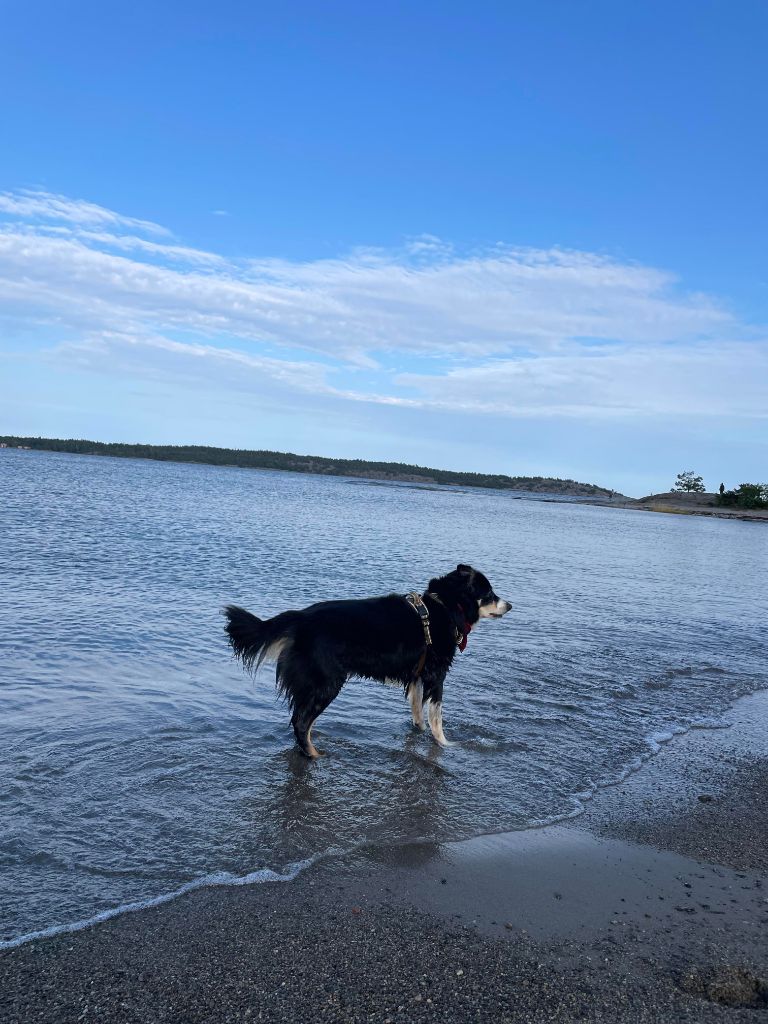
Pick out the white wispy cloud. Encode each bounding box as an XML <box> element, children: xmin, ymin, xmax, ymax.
<box><xmin>238</xmin><ymin>246</ymin><xmax>732</xmax><ymax>355</ymax></box>
<box><xmin>0</xmin><ymin>187</ymin><xmax>764</xmax><ymax>423</ymax></box>
<box><xmin>47</xmin><ymin>331</ymin><xmax>424</xmax><ymax>415</ymax></box>
<box><xmin>397</xmin><ymin>344</ymin><xmax>768</xmax><ymax>419</ymax></box>
<box><xmin>52</xmin><ymin>331</ymin><xmax>339</xmax><ymax>398</ymax></box>
<box><xmin>74</xmin><ymin>230</ymin><xmax>226</xmax><ymax>266</ymax></box>
<box><xmin>0</xmin><ymin>189</ymin><xmax>169</xmax><ymax>236</ymax></box>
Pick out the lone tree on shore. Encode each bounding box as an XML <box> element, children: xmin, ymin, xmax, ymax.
<box><xmin>673</xmin><ymin>470</ymin><xmax>706</xmax><ymax>493</ymax></box>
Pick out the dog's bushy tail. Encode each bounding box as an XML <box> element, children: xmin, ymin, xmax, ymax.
<box><xmin>224</xmin><ymin>605</ymin><xmax>297</xmax><ymax>675</ymax></box>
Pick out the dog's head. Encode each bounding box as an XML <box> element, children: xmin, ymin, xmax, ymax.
<box><xmin>429</xmin><ymin>564</ymin><xmax>512</xmax><ymax>624</ymax></box>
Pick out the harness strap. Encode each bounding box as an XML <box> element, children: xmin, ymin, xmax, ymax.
<box><xmin>405</xmin><ymin>592</ymin><xmax>432</xmax><ymax>646</ymax></box>
<box><xmin>405</xmin><ymin>592</ymin><xmax>432</xmax><ymax>680</ymax></box>
<box><xmin>404</xmin><ymin>593</ymin><xmax>472</xmax><ymax>681</ymax></box>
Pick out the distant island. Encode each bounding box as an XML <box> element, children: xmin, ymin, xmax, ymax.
<box><xmin>0</xmin><ymin>435</ymin><xmax>615</xmax><ymax>497</ymax></box>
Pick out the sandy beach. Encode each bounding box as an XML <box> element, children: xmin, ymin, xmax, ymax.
<box><xmin>2</xmin><ymin>690</ymin><xmax>767</xmax><ymax>1022</ymax></box>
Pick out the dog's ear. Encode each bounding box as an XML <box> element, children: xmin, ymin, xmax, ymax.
<box><xmin>456</xmin><ymin>563</ymin><xmax>472</xmax><ymax>575</ymax></box>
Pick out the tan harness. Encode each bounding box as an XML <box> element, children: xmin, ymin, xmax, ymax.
<box><xmin>404</xmin><ymin>591</ymin><xmax>473</xmax><ymax>677</ymax></box>
<box><xmin>405</xmin><ymin>592</ymin><xmax>432</xmax><ymax>680</ymax></box>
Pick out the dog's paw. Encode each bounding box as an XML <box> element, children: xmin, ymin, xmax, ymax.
<box><xmin>298</xmin><ymin>745</ymin><xmax>324</xmax><ymax>759</ymax></box>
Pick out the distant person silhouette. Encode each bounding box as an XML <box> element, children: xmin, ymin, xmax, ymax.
<box><xmin>719</xmin><ymin>482</ymin><xmax>725</xmax><ymax>495</ymax></box>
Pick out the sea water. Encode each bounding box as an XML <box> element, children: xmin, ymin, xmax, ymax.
<box><xmin>1</xmin><ymin>448</ymin><xmax>766</xmax><ymax>945</ymax></box>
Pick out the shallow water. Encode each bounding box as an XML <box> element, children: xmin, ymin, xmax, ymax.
<box><xmin>1</xmin><ymin>449</ymin><xmax>766</xmax><ymax>944</ymax></box>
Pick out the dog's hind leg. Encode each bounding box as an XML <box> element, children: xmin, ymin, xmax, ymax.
<box><xmin>291</xmin><ymin>696</ymin><xmax>336</xmax><ymax>757</ymax></box>
<box><xmin>292</xmin><ymin>712</ymin><xmax>322</xmax><ymax>759</ymax></box>
<box><xmin>284</xmin><ymin>665</ymin><xmax>344</xmax><ymax>759</ymax></box>
<box><xmin>407</xmin><ymin>680</ymin><xmax>425</xmax><ymax>730</ymax></box>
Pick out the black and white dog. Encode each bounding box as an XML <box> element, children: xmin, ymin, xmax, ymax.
<box><xmin>224</xmin><ymin>564</ymin><xmax>511</xmax><ymax>757</ymax></box>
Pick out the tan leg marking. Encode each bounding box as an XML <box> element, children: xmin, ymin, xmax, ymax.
<box><xmin>427</xmin><ymin>700</ymin><xmax>451</xmax><ymax>747</ymax></box>
<box><xmin>409</xmin><ymin>680</ymin><xmax>425</xmax><ymax>730</ymax></box>
<box><xmin>306</xmin><ymin>722</ymin><xmax>321</xmax><ymax>758</ymax></box>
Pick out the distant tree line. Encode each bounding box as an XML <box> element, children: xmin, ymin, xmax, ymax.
<box><xmin>717</xmin><ymin>483</ymin><xmax>768</xmax><ymax>510</ymax></box>
<box><xmin>672</xmin><ymin>470</ymin><xmax>767</xmax><ymax>509</ymax></box>
<box><xmin>0</xmin><ymin>435</ymin><xmax>614</xmax><ymax>496</ymax></box>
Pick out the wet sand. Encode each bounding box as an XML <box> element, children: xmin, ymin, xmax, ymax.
<box><xmin>2</xmin><ymin>692</ymin><xmax>767</xmax><ymax>1022</ymax></box>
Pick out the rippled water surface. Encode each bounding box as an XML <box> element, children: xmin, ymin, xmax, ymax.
<box><xmin>1</xmin><ymin>449</ymin><xmax>767</xmax><ymax>943</ymax></box>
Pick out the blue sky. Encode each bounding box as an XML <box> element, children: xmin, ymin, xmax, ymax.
<box><xmin>1</xmin><ymin>0</ymin><xmax>766</xmax><ymax>495</ymax></box>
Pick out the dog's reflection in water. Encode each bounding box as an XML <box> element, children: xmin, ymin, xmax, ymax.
<box><xmin>257</xmin><ymin>727</ymin><xmax>452</xmax><ymax>866</ymax></box>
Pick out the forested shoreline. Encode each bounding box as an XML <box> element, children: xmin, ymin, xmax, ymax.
<box><xmin>0</xmin><ymin>435</ymin><xmax>613</xmax><ymax>496</ymax></box>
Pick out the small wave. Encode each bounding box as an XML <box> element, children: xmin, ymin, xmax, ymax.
<box><xmin>0</xmin><ymin>855</ymin><xmax>318</xmax><ymax>952</ymax></box>
<box><xmin>608</xmin><ymin>684</ymin><xmax>636</xmax><ymax>698</ymax></box>
<box><xmin>645</xmin><ymin>724</ymin><xmax>688</xmax><ymax>755</ymax></box>
<box><xmin>689</xmin><ymin>715</ymin><xmax>732</xmax><ymax>730</ymax></box>
<box><xmin>525</xmin><ymin>713</ymin><xmax>733</xmax><ymax>831</ymax></box>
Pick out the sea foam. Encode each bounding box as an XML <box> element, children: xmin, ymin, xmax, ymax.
<box><xmin>0</xmin><ymin>856</ymin><xmax>317</xmax><ymax>952</ymax></box>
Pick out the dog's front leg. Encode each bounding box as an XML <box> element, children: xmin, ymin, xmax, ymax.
<box><xmin>427</xmin><ymin>699</ymin><xmax>452</xmax><ymax>747</ymax></box>
<box><xmin>423</xmin><ymin>675</ymin><xmax>451</xmax><ymax>748</ymax></box>
<box><xmin>407</xmin><ymin>680</ymin><xmax>425</xmax><ymax>730</ymax></box>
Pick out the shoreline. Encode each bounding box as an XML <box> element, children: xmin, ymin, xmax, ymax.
<box><xmin>585</xmin><ymin>497</ymin><xmax>768</xmax><ymax>523</ymax></box>
<box><xmin>6</xmin><ymin>444</ymin><xmax>765</xmax><ymax>521</ymax></box>
<box><xmin>0</xmin><ymin>439</ymin><xmax>613</xmax><ymax>500</ymax></box>
<box><xmin>0</xmin><ymin>687</ymin><xmax>760</xmax><ymax>954</ymax></box>
<box><xmin>2</xmin><ymin>692</ymin><xmax>767</xmax><ymax>1021</ymax></box>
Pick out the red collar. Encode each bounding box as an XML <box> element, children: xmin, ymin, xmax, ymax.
<box><xmin>456</xmin><ymin>603</ymin><xmax>472</xmax><ymax>652</ymax></box>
